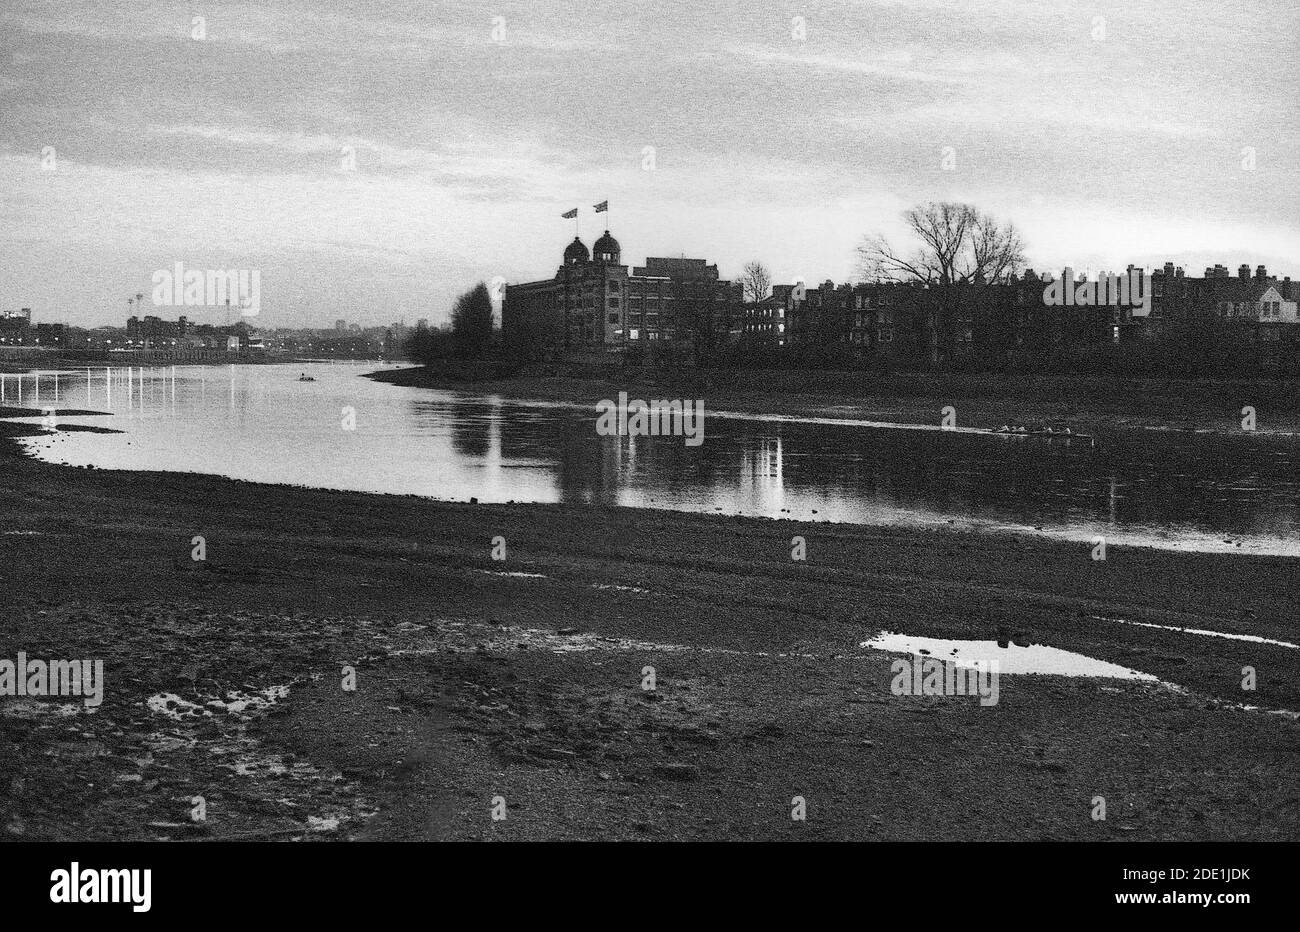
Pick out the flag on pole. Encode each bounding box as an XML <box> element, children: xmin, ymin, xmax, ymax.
<box><xmin>593</xmin><ymin>200</ymin><xmax>608</xmax><ymax>213</ymax></box>
<box><xmin>562</xmin><ymin>208</ymin><xmax>578</xmax><ymax>219</ymax></box>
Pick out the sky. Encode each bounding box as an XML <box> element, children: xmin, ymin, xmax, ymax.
<box><xmin>1</xmin><ymin>0</ymin><xmax>1298</xmax><ymax>328</ymax></box>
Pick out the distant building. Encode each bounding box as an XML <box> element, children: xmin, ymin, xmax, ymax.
<box><xmin>1150</xmin><ymin>262</ymin><xmax>1299</xmax><ymax>325</ymax></box>
<box><xmin>0</xmin><ymin>308</ymin><xmax>31</xmax><ymax>344</ymax></box>
<box><xmin>779</xmin><ymin>281</ymin><xmax>925</xmax><ymax>362</ymax></box>
<box><xmin>34</xmin><ymin>323</ymin><xmax>65</xmax><ymax>347</ymax></box>
<box><xmin>740</xmin><ymin>293</ymin><xmax>785</xmax><ymax>346</ymax></box>
<box><xmin>503</xmin><ymin>230</ymin><xmax>743</xmax><ymax>360</ymax></box>
<box><xmin>126</xmin><ymin>314</ymin><xmax>188</xmax><ymax>347</ymax></box>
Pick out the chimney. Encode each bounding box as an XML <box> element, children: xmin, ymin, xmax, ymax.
<box><xmin>1175</xmin><ymin>267</ymin><xmax>1184</xmax><ymax>278</ymax></box>
<box><xmin>1239</xmin><ymin>263</ymin><xmax>1250</xmax><ymax>281</ymax></box>
<box><xmin>1163</xmin><ymin>262</ymin><xmax>1175</xmax><ymax>276</ymax></box>
<box><xmin>1204</xmin><ymin>266</ymin><xmax>1214</xmax><ymax>278</ymax></box>
<box><xmin>1256</xmin><ymin>265</ymin><xmax>1267</xmax><ymax>281</ymax></box>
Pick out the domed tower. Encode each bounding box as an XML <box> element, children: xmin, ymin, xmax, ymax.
<box><xmin>563</xmin><ymin>236</ymin><xmax>589</xmax><ymax>266</ymax></box>
<box><xmin>592</xmin><ymin>230</ymin><xmax>620</xmax><ymax>265</ymax></box>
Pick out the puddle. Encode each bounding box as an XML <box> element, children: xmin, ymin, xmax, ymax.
<box><xmin>860</xmin><ymin>632</ymin><xmax>1158</xmax><ymax>680</ymax></box>
<box><xmin>207</xmin><ymin>685</ymin><xmax>291</xmax><ymax>714</ymax></box>
<box><xmin>590</xmin><ymin>584</ymin><xmax>652</xmax><ymax>594</ymax></box>
<box><xmin>147</xmin><ymin>693</ymin><xmax>210</xmax><ymax>720</ymax></box>
<box><xmin>478</xmin><ymin>570</ymin><xmax>548</xmax><ymax>579</ymax></box>
<box><xmin>146</xmin><ymin>685</ymin><xmax>291</xmax><ymax>721</ymax></box>
<box><xmin>1092</xmin><ymin>616</ymin><xmax>1300</xmax><ymax>650</ymax></box>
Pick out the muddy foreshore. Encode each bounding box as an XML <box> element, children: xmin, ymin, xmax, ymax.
<box><xmin>366</xmin><ymin>365</ymin><xmax>1300</xmax><ymax>436</ymax></box>
<box><xmin>1</xmin><ymin>417</ymin><xmax>1297</xmax><ymax>841</ymax></box>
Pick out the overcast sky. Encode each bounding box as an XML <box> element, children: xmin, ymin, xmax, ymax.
<box><xmin>2</xmin><ymin>0</ymin><xmax>1297</xmax><ymax>328</ymax></box>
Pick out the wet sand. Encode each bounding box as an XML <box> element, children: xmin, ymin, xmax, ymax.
<box><xmin>368</xmin><ymin>365</ymin><xmax>1300</xmax><ymax>436</ymax></box>
<box><xmin>1</xmin><ymin>418</ymin><xmax>1298</xmax><ymax>841</ymax></box>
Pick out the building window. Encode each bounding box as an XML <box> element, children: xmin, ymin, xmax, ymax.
<box><xmin>629</xmin><ymin>329</ymin><xmax>640</xmax><ymax>340</ymax></box>
<box><xmin>608</xmin><ymin>313</ymin><xmax>618</xmax><ymax>324</ymax></box>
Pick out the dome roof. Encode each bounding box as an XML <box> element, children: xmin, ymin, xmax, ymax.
<box><xmin>563</xmin><ymin>237</ymin><xmax>589</xmax><ymax>264</ymax></box>
<box><xmin>593</xmin><ymin>230</ymin><xmax>620</xmax><ymax>262</ymax></box>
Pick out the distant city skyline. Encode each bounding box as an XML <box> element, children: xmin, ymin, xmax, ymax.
<box><xmin>2</xmin><ymin>0</ymin><xmax>1297</xmax><ymax>329</ymax></box>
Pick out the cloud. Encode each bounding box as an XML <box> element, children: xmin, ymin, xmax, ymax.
<box><xmin>0</xmin><ymin>0</ymin><xmax>1296</xmax><ymax>327</ymax></box>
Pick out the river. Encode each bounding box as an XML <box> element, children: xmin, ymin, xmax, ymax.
<box><xmin>7</xmin><ymin>361</ymin><xmax>1300</xmax><ymax>556</ymax></box>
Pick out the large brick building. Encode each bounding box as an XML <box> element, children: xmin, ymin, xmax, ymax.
<box><xmin>502</xmin><ymin>230</ymin><xmax>743</xmax><ymax>361</ymax></box>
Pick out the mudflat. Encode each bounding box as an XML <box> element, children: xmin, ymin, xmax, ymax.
<box><xmin>366</xmin><ymin>365</ymin><xmax>1300</xmax><ymax>435</ymax></box>
<box><xmin>1</xmin><ymin>422</ymin><xmax>1297</xmax><ymax>841</ymax></box>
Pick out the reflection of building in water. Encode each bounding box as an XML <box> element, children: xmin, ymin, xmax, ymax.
<box><xmin>448</xmin><ymin>406</ymin><xmax>491</xmax><ymax>460</ymax></box>
<box><xmin>446</xmin><ymin>402</ymin><xmax>503</xmax><ymax>469</ymax></box>
<box><xmin>483</xmin><ymin>401</ymin><xmax>1300</xmax><ymax>548</ymax></box>
<box><xmin>737</xmin><ymin>436</ymin><xmax>785</xmax><ymax>514</ymax></box>
<box><xmin>554</xmin><ymin>419</ymin><xmax>622</xmax><ymax>506</ymax></box>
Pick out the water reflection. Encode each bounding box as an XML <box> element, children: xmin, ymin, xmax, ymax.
<box><xmin>8</xmin><ymin>362</ymin><xmax>1300</xmax><ymax>555</ymax></box>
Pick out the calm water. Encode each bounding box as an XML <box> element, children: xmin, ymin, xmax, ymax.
<box><xmin>6</xmin><ymin>361</ymin><xmax>1300</xmax><ymax>556</ymax></box>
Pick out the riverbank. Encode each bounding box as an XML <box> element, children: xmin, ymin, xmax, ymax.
<box><xmin>367</xmin><ymin>364</ymin><xmax>1300</xmax><ymax>435</ymax></box>
<box><xmin>2</xmin><ymin>426</ymin><xmax>1297</xmax><ymax>841</ymax></box>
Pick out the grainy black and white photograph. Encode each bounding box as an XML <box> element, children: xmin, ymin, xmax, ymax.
<box><xmin>1</xmin><ymin>0</ymin><xmax>1296</xmax><ymax>911</ymax></box>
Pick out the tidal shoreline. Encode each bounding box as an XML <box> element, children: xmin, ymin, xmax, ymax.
<box><xmin>1</xmin><ymin>424</ymin><xmax>1297</xmax><ymax>840</ymax></box>
<box><xmin>366</xmin><ymin>364</ymin><xmax>1300</xmax><ymax>436</ymax></box>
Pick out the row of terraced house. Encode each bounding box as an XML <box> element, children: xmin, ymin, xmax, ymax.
<box><xmin>766</xmin><ymin>262</ymin><xmax>1300</xmax><ymax>366</ymax></box>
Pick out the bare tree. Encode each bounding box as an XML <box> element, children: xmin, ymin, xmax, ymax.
<box><xmin>857</xmin><ymin>202</ymin><xmax>1026</xmax><ymax>364</ymax></box>
<box><xmin>740</xmin><ymin>260</ymin><xmax>772</xmax><ymax>304</ymax></box>
<box><xmin>856</xmin><ymin>202</ymin><xmax>1025</xmax><ymax>286</ymax></box>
